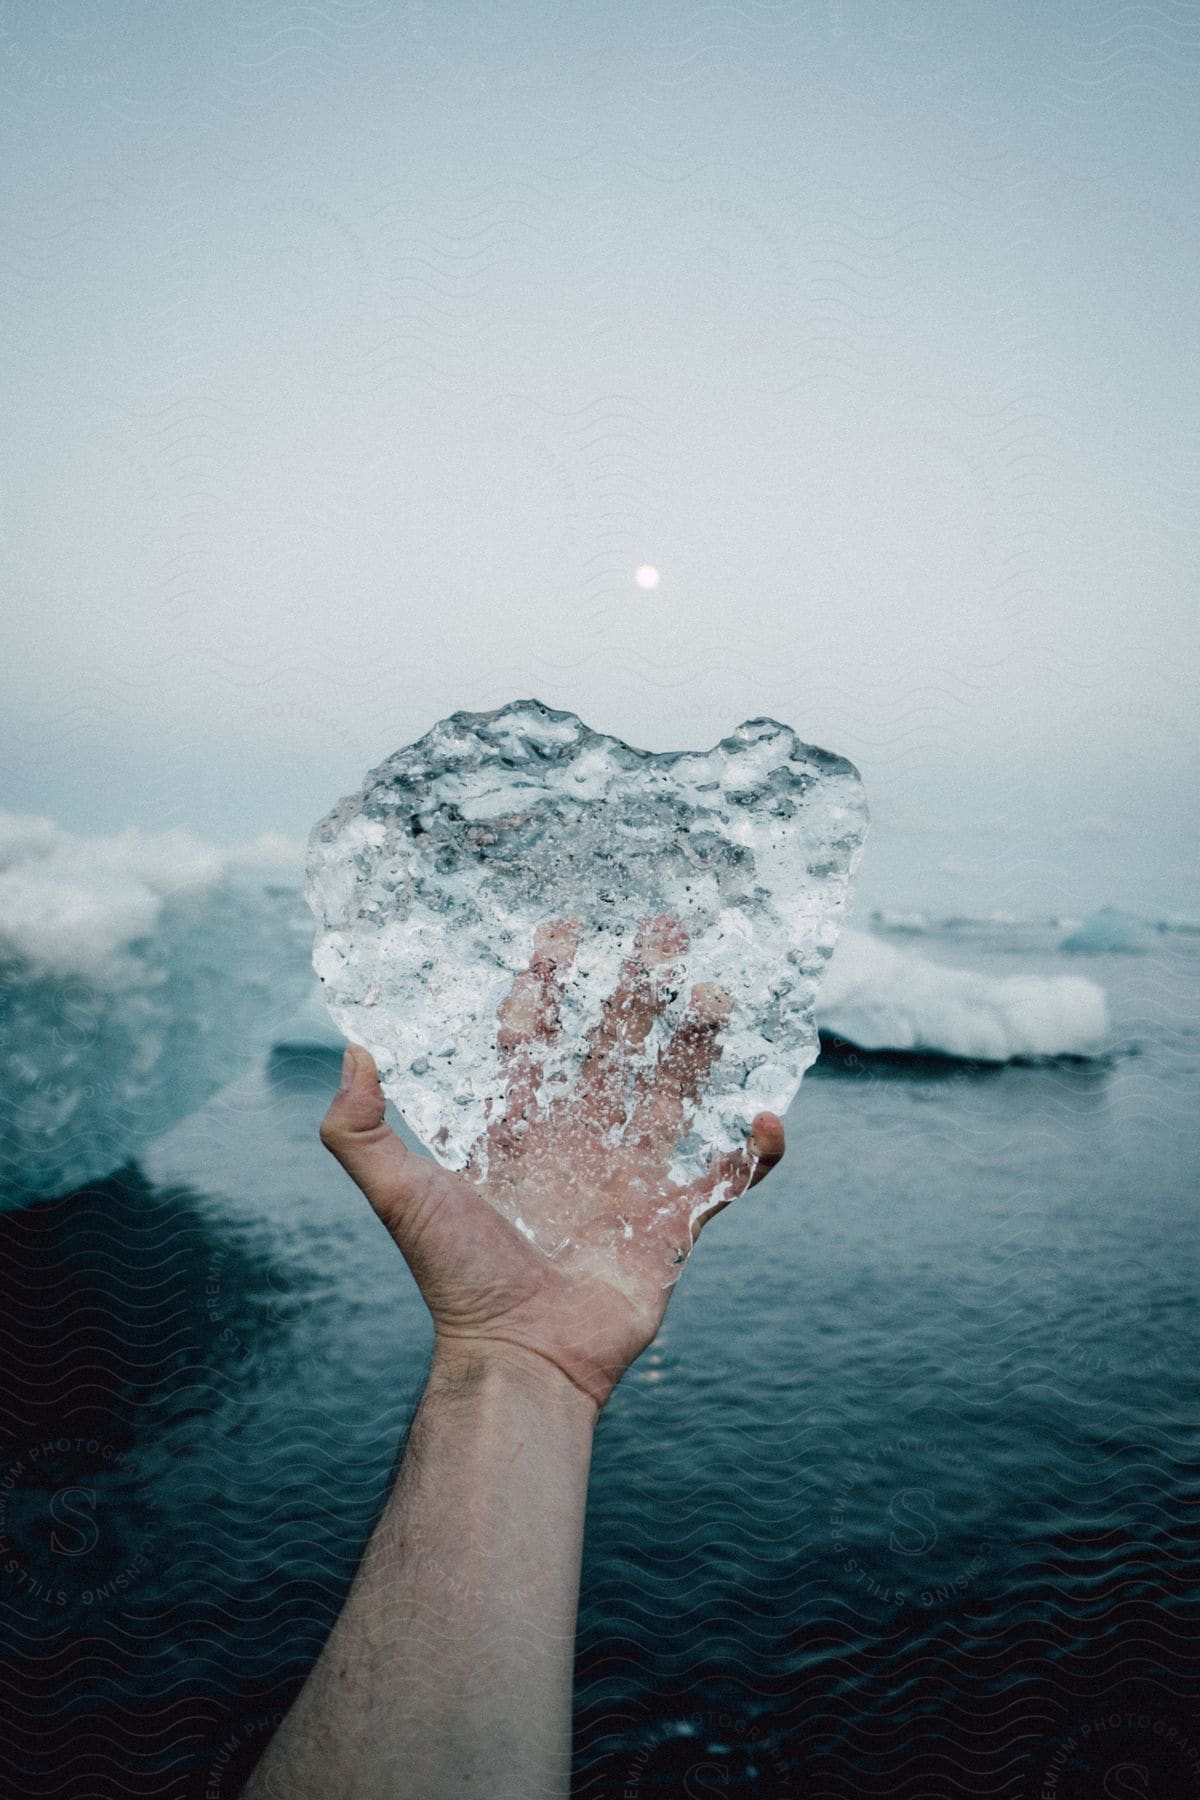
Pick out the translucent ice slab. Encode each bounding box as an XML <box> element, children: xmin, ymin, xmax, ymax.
<box><xmin>307</xmin><ymin>700</ymin><xmax>867</xmax><ymax>1267</ymax></box>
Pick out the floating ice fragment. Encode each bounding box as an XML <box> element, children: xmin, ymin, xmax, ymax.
<box><xmin>1060</xmin><ymin>906</ymin><xmax>1155</xmax><ymax>955</ymax></box>
<box><xmin>820</xmin><ymin>929</ymin><xmax>1110</xmax><ymax>1062</ymax></box>
<box><xmin>0</xmin><ymin>815</ymin><xmax>312</xmax><ymax>1207</ymax></box>
<box><xmin>306</xmin><ymin>700</ymin><xmax>867</xmax><ymax>1278</ymax></box>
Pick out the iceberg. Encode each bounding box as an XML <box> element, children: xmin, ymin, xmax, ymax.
<box><xmin>820</xmin><ymin>928</ymin><xmax>1110</xmax><ymax>1062</ymax></box>
<box><xmin>307</xmin><ymin>700</ymin><xmax>868</xmax><ymax>1263</ymax></box>
<box><xmin>0</xmin><ymin>814</ymin><xmax>311</xmax><ymax>1207</ymax></box>
<box><xmin>1060</xmin><ymin>905</ymin><xmax>1156</xmax><ymax>955</ymax></box>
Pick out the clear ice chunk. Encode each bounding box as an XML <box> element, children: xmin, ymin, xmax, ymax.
<box><xmin>306</xmin><ymin>700</ymin><xmax>867</xmax><ymax>1278</ymax></box>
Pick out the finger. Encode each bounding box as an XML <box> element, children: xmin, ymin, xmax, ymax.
<box><xmin>322</xmin><ymin>1044</ymin><xmax>481</xmax><ymax>1269</ymax></box>
<box><xmin>624</xmin><ymin>981</ymin><xmax>732</xmax><ymax>1155</ymax></box>
<box><xmin>746</xmin><ymin>1110</ymin><xmax>785</xmax><ymax>1189</ymax></box>
<box><xmin>496</xmin><ymin>917</ymin><xmax>579</xmax><ymax>1053</ymax></box>
<box><xmin>577</xmin><ymin>913</ymin><xmax>688</xmax><ymax>1131</ymax></box>
<box><xmin>687</xmin><ymin>1111</ymin><xmax>787</xmax><ymax>1241</ymax></box>
<box><xmin>319</xmin><ymin>1043</ymin><xmax>411</xmax><ymax>1197</ymax></box>
<box><xmin>492</xmin><ymin>917</ymin><xmax>579</xmax><ymax>1144</ymax></box>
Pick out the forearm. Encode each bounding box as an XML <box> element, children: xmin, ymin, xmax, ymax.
<box><xmin>242</xmin><ymin>1339</ymin><xmax>598</xmax><ymax>1800</ymax></box>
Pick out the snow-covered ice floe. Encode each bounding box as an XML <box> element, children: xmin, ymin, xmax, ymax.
<box><xmin>820</xmin><ymin>929</ymin><xmax>1110</xmax><ymax>1063</ymax></box>
<box><xmin>0</xmin><ymin>813</ymin><xmax>311</xmax><ymax>1207</ymax></box>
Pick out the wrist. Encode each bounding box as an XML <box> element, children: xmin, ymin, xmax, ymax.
<box><xmin>429</xmin><ymin>1333</ymin><xmax>605</xmax><ymax>1425</ymax></box>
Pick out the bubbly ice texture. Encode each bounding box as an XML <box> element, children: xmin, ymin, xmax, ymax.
<box><xmin>306</xmin><ymin>700</ymin><xmax>869</xmax><ymax>1257</ymax></box>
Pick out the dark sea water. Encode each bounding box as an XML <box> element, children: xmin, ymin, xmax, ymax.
<box><xmin>1</xmin><ymin>928</ymin><xmax>1197</xmax><ymax>1799</ymax></box>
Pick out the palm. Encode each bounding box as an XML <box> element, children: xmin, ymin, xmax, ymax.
<box><xmin>323</xmin><ymin>916</ymin><xmax>783</xmax><ymax>1408</ymax></box>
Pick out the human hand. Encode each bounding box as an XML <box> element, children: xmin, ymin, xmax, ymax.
<box><xmin>319</xmin><ymin>914</ymin><xmax>785</xmax><ymax>1412</ymax></box>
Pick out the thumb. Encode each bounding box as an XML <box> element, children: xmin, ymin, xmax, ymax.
<box><xmin>319</xmin><ymin>1043</ymin><xmax>410</xmax><ymax>1199</ymax></box>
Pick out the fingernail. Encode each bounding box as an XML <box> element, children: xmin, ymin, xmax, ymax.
<box><xmin>339</xmin><ymin>1045</ymin><xmax>358</xmax><ymax>1091</ymax></box>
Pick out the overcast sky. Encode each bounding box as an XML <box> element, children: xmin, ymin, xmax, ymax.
<box><xmin>2</xmin><ymin>3</ymin><xmax>1197</xmax><ymax>913</ymax></box>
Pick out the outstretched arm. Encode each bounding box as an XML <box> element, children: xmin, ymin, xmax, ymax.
<box><xmin>243</xmin><ymin>920</ymin><xmax>784</xmax><ymax>1800</ymax></box>
<box><xmin>244</xmin><ymin>1313</ymin><xmax>597</xmax><ymax>1800</ymax></box>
